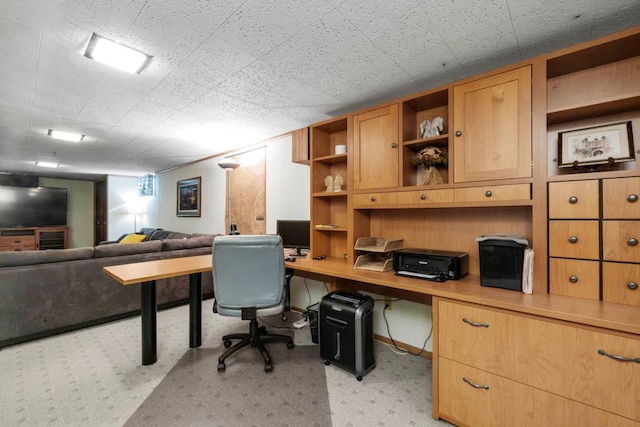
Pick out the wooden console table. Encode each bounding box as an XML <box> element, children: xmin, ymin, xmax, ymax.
<box><xmin>103</xmin><ymin>255</ymin><xmax>212</xmax><ymax>365</ymax></box>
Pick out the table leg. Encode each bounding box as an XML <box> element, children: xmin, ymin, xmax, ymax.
<box><xmin>189</xmin><ymin>272</ymin><xmax>202</xmax><ymax>348</ymax></box>
<box><xmin>285</xmin><ymin>268</ymin><xmax>294</xmax><ymax>311</ymax></box>
<box><xmin>141</xmin><ymin>280</ymin><xmax>157</xmax><ymax>365</ymax></box>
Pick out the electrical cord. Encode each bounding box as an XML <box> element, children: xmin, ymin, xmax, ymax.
<box><xmin>381</xmin><ymin>302</ymin><xmax>432</xmax><ymax>357</ymax></box>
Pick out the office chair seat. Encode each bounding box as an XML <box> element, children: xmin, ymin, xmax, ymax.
<box><xmin>212</xmin><ymin>235</ymin><xmax>294</xmax><ymax>373</ymax></box>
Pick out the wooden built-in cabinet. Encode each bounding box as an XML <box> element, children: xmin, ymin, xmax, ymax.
<box><xmin>303</xmin><ymin>26</ymin><xmax>640</xmax><ymax>426</ymax></box>
<box><xmin>0</xmin><ymin>226</ymin><xmax>69</xmax><ymax>252</ymax></box>
<box><xmin>435</xmin><ymin>298</ymin><xmax>640</xmax><ymax>426</ymax></box>
<box><xmin>453</xmin><ymin>66</ymin><xmax>532</xmax><ymax>183</ymax></box>
<box><xmin>353</xmin><ymin>104</ymin><xmax>399</xmax><ymax>190</ymax></box>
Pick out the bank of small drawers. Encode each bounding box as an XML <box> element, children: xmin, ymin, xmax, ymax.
<box><xmin>437</xmin><ymin>299</ymin><xmax>640</xmax><ymax>423</ymax></box>
<box><xmin>548</xmin><ymin>177</ymin><xmax>640</xmax><ymax>307</ymax></box>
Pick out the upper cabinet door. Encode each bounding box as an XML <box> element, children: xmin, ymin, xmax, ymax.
<box><xmin>353</xmin><ymin>104</ymin><xmax>399</xmax><ymax>190</ymax></box>
<box><xmin>453</xmin><ymin>66</ymin><xmax>532</xmax><ymax>183</ymax></box>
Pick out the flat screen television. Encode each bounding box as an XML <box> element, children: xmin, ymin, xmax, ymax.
<box><xmin>0</xmin><ymin>186</ymin><xmax>67</xmax><ymax>228</ymax></box>
<box><xmin>277</xmin><ymin>219</ymin><xmax>310</xmax><ymax>256</ymax></box>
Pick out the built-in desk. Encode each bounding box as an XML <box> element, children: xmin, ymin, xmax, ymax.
<box><xmin>287</xmin><ymin>256</ymin><xmax>640</xmax><ymax>425</ymax></box>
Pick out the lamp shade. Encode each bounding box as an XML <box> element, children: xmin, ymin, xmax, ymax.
<box><xmin>218</xmin><ymin>158</ymin><xmax>240</xmax><ymax>170</ymax></box>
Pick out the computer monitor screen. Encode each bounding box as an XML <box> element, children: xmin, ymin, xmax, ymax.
<box><xmin>277</xmin><ymin>220</ymin><xmax>310</xmax><ymax>256</ymax></box>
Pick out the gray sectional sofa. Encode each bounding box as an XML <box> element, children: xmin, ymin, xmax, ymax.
<box><xmin>0</xmin><ymin>229</ymin><xmax>217</xmax><ymax>348</ymax></box>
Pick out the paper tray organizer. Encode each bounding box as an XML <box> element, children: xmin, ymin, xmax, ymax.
<box><xmin>353</xmin><ymin>237</ymin><xmax>403</xmax><ymax>272</ymax></box>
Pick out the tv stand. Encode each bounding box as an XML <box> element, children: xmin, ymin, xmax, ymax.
<box><xmin>0</xmin><ymin>226</ymin><xmax>69</xmax><ymax>252</ymax></box>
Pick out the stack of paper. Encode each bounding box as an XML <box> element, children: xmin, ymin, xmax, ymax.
<box><xmin>522</xmin><ymin>248</ymin><xmax>534</xmax><ymax>294</ymax></box>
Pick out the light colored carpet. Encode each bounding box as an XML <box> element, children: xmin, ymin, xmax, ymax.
<box><xmin>0</xmin><ymin>303</ymin><xmax>451</xmax><ymax>426</ymax></box>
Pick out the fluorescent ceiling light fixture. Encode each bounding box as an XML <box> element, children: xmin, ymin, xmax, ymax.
<box><xmin>84</xmin><ymin>33</ymin><xmax>151</xmax><ymax>74</ymax></box>
<box><xmin>35</xmin><ymin>161</ymin><xmax>59</xmax><ymax>168</ymax></box>
<box><xmin>48</xmin><ymin>129</ymin><xmax>84</xmax><ymax>142</ymax></box>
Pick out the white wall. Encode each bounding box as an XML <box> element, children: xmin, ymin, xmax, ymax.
<box><xmin>106</xmin><ymin>175</ymin><xmax>139</xmax><ymax>240</ymax></box>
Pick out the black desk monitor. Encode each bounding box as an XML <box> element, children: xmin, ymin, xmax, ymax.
<box><xmin>277</xmin><ymin>219</ymin><xmax>310</xmax><ymax>257</ymax></box>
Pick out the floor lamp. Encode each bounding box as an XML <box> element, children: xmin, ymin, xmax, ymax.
<box><xmin>218</xmin><ymin>158</ymin><xmax>240</xmax><ymax>235</ymax></box>
<box><xmin>127</xmin><ymin>198</ymin><xmax>143</xmax><ymax>233</ymax></box>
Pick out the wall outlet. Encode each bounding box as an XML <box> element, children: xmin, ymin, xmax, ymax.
<box><xmin>384</xmin><ymin>297</ymin><xmax>392</xmax><ymax>311</ymax></box>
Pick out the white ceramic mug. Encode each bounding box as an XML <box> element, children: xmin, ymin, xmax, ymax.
<box><xmin>335</xmin><ymin>144</ymin><xmax>347</xmax><ymax>155</ymax></box>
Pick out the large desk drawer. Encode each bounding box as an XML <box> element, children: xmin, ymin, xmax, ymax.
<box><xmin>438</xmin><ymin>299</ymin><xmax>640</xmax><ymax>421</ymax></box>
<box><xmin>438</xmin><ymin>357</ymin><xmax>638</xmax><ymax>427</ymax></box>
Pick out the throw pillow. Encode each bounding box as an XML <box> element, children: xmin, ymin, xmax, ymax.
<box><xmin>119</xmin><ymin>233</ymin><xmax>146</xmax><ymax>244</ymax></box>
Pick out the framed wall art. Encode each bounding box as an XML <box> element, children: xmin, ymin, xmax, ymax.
<box><xmin>558</xmin><ymin>121</ymin><xmax>635</xmax><ymax>168</ymax></box>
<box><xmin>176</xmin><ymin>177</ymin><xmax>201</xmax><ymax>217</ymax></box>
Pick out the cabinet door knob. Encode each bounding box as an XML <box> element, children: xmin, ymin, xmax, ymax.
<box><xmin>455</xmin><ymin>131</ymin><xmax>462</xmax><ymax>137</ymax></box>
<box><xmin>568</xmin><ymin>236</ymin><xmax>578</xmax><ymax>244</ymax></box>
<box><xmin>628</xmin><ymin>194</ymin><xmax>638</xmax><ymax>203</ymax></box>
<box><xmin>485</xmin><ymin>190</ymin><xmax>492</xmax><ymax>198</ymax></box>
<box><xmin>420</xmin><ymin>194</ymin><xmax>426</xmax><ymax>200</ymax></box>
<box><xmin>370</xmin><ymin>196</ymin><xmax>376</xmax><ymax>202</ymax></box>
<box><xmin>391</xmin><ymin>142</ymin><xmax>397</xmax><ymax>148</ymax></box>
<box><xmin>628</xmin><ymin>282</ymin><xmax>638</xmax><ymax>290</ymax></box>
<box><xmin>628</xmin><ymin>238</ymin><xmax>638</xmax><ymax>247</ymax></box>
<box><xmin>569</xmin><ymin>275</ymin><xmax>578</xmax><ymax>283</ymax></box>
<box><xmin>569</xmin><ymin>196</ymin><xmax>578</xmax><ymax>204</ymax></box>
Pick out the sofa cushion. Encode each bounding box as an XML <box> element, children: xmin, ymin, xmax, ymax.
<box><xmin>0</xmin><ymin>247</ymin><xmax>95</xmax><ymax>268</ymax></box>
<box><xmin>161</xmin><ymin>236</ymin><xmax>213</xmax><ymax>251</ymax></box>
<box><xmin>94</xmin><ymin>240</ymin><xmax>162</xmax><ymax>258</ymax></box>
<box><xmin>119</xmin><ymin>233</ymin><xmax>146</xmax><ymax>243</ymax></box>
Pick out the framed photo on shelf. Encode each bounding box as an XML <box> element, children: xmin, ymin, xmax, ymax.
<box><xmin>176</xmin><ymin>177</ymin><xmax>201</xmax><ymax>217</ymax></box>
<box><xmin>558</xmin><ymin>121</ymin><xmax>635</xmax><ymax>168</ymax></box>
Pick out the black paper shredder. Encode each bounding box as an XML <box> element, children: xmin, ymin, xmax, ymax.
<box><xmin>319</xmin><ymin>290</ymin><xmax>375</xmax><ymax>381</ymax></box>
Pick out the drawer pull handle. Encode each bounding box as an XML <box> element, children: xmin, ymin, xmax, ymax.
<box><xmin>628</xmin><ymin>282</ymin><xmax>638</xmax><ymax>290</ymax></box>
<box><xmin>370</xmin><ymin>196</ymin><xmax>376</xmax><ymax>202</ymax></box>
<box><xmin>462</xmin><ymin>317</ymin><xmax>489</xmax><ymax>328</ymax></box>
<box><xmin>569</xmin><ymin>276</ymin><xmax>578</xmax><ymax>283</ymax></box>
<box><xmin>597</xmin><ymin>349</ymin><xmax>640</xmax><ymax>363</ymax></box>
<box><xmin>420</xmin><ymin>194</ymin><xmax>426</xmax><ymax>200</ymax></box>
<box><xmin>628</xmin><ymin>194</ymin><xmax>638</xmax><ymax>203</ymax></box>
<box><xmin>628</xmin><ymin>238</ymin><xmax>638</xmax><ymax>247</ymax></box>
<box><xmin>463</xmin><ymin>377</ymin><xmax>490</xmax><ymax>390</ymax></box>
<box><xmin>569</xmin><ymin>196</ymin><xmax>578</xmax><ymax>204</ymax></box>
<box><xmin>568</xmin><ymin>236</ymin><xmax>578</xmax><ymax>244</ymax></box>
<box><xmin>485</xmin><ymin>190</ymin><xmax>492</xmax><ymax>197</ymax></box>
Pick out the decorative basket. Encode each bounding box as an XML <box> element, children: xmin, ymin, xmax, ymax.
<box><xmin>354</xmin><ymin>237</ymin><xmax>403</xmax><ymax>253</ymax></box>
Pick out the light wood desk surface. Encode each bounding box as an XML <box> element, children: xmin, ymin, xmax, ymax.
<box><xmin>289</xmin><ymin>256</ymin><xmax>640</xmax><ymax>336</ymax></box>
<box><xmin>103</xmin><ymin>254</ymin><xmax>212</xmax><ymax>285</ymax></box>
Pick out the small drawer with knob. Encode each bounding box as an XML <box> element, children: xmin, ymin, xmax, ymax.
<box><xmin>549</xmin><ymin>258</ymin><xmax>600</xmax><ymax>300</ymax></box>
<box><xmin>353</xmin><ymin>192</ymin><xmax>398</xmax><ymax>207</ymax></box>
<box><xmin>603</xmin><ymin>262</ymin><xmax>640</xmax><ymax>307</ymax></box>
<box><xmin>397</xmin><ymin>189</ymin><xmax>453</xmax><ymax>205</ymax></box>
<box><xmin>603</xmin><ymin>177</ymin><xmax>640</xmax><ymax>219</ymax></box>
<box><xmin>453</xmin><ymin>183</ymin><xmax>530</xmax><ymax>203</ymax></box>
<box><xmin>603</xmin><ymin>220</ymin><xmax>640</xmax><ymax>263</ymax></box>
<box><xmin>548</xmin><ymin>220</ymin><xmax>599</xmax><ymax>260</ymax></box>
<box><xmin>549</xmin><ymin>180</ymin><xmax>599</xmax><ymax>219</ymax></box>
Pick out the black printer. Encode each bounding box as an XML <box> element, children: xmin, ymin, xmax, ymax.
<box><xmin>393</xmin><ymin>248</ymin><xmax>469</xmax><ymax>281</ymax></box>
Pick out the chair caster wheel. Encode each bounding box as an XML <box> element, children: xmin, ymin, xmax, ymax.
<box><xmin>223</xmin><ymin>339</ymin><xmax>232</xmax><ymax>348</ymax></box>
<box><xmin>281</xmin><ymin>313</ymin><xmax>288</xmax><ymax>321</ymax></box>
<box><xmin>324</xmin><ymin>360</ymin><xmax>330</xmax><ymax>366</ymax></box>
<box><xmin>217</xmin><ymin>362</ymin><xmax>226</xmax><ymax>372</ymax></box>
<box><xmin>356</xmin><ymin>376</ymin><xmax>363</xmax><ymax>381</ymax></box>
<box><xmin>287</xmin><ymin>342</ymin><xmax>295</xmax><ymax>349</ymax></box>
<box><xmin>264</xmin><ymin>363</ymin><xmax>273</xmax><ymax>373</ymax></box>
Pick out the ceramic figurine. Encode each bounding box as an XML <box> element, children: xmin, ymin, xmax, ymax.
<box><xmin>324</xmin><ymin>175</ymin><xmax>334</xmax><ymax>192</ymax></box>
<box><xmin>333</xmin><ymin>174</ymin><xmax>343</xmax><ymax>192</ymax></box>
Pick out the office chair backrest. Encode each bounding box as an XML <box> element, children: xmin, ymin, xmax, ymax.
<box><xmin>213</xmin><ymin>234</ymin><xmax>285</xmax><ymax>309</ymax></box>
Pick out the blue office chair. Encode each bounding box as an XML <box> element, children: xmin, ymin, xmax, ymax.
<box><xmin>212</xmin><ymin>234</ymin><xmax>294</xmax><ymax>372</ymax></box>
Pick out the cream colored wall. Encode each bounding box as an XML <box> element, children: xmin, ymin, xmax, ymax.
<box><xmin>39</xmin><ymin>177</ymin><xmax>94</xmax><ymax>248</ymax></box>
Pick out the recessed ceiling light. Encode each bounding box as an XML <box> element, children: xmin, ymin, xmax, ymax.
<box><xmin>48</xmin><ymin>129</ymin><xmax>85</xmax><ymax>142</ymax></box>
<box><xmin>35</xmin><ymin>161</ymin><xmax>59</xmax><ymax>168</ymax></box>
<box><xmin>84</xmin><ymin>33</ymin><xmax>151</xmax><ymax>74</ymax></box>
